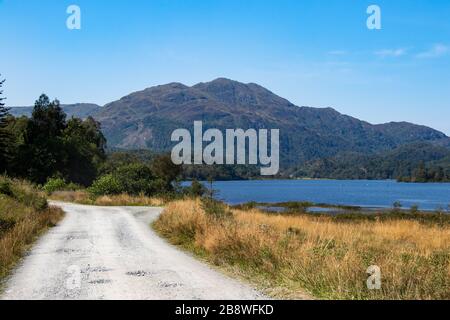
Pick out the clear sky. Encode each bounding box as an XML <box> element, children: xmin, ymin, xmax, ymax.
<box><xmin>1</xmin><ymin>0</ymin><xmax>449</xmax><ymax>134</ymax></box>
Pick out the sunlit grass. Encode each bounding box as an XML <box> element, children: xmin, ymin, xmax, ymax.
<box><xmin>50</xmin><ymin>190</ymin><xmax>166</xmax><ymax>207</ymax></box>
<box><xmin>153</xmin><ymin>199</ymin><xmax>450</xmax><ymax>300</ymax></box>
<box><xmin>0</xmin><ymin>177</ymin><xmax>64</xmax><ymax>282</ymax></box>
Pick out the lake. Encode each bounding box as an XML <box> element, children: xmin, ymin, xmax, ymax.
<box><xmin>189</xmin><ymin>180</ymin><xmax>450</xmax><ymax>211</ymax></box>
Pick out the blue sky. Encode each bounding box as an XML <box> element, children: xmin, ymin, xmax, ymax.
<box><xmin>1</xmin><ymin>0</ymin><xmax>449</xmax><ymax>134</ymax></box>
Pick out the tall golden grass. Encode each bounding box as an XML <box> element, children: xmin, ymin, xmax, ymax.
<box><xmin>153</xmin><ymin>199</ymin><xmax>450</xmax><ymax>300</ymax></box>
<box><xmin>50</xmin><ymin>191</ymin><xmax>166</xmax><ymax>207</ymax></box>
<box><xmin>0</xmin><ymin>177</ymin><xmax>64</xmax><ymax>282</ymax></box>
<box><xmin>0</xmin><ymin>206</ymin><xmax>64</xmax><ymax>280</ymax></box>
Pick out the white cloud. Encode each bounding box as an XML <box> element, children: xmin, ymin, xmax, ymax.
<box><xmin>374</xmin><ymin>48</ymin><xmax>407</xmax><ymax>58</ymax></box>
<box><xmin>416</xmin><ymin>44</ymin><xmax>450</xmax><ymax>58</ymax></box>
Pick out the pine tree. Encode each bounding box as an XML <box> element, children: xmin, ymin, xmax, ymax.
<box><xmin>0</xmin><ymin>75</ymin><xmax>12</xmax><ymax>173</ymax></box>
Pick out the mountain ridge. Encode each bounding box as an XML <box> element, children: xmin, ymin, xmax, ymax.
<box><xmin>8</xmin><ymin>78</ymin><xmax>450</xmax><ymax>173</ymax></box>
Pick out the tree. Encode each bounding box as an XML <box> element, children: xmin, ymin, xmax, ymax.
<box><xmin>62</xmin><ymin>117</ymin><xmax>106</xmax><ymax>186</ymax></box>
<box><xmin>433</xmin><ymin>167</ymin><xmax>445</xmax><ymax>182</ymax></box>
<box><xmin>189</xmin><ymin>179</ymin><xmax>206</xmax><ymax>197</ymax></box>
<box><xmin>18</xmin><ymin>95</ymin><xmax>67</xmax><ymax>183</ymax></box>
<box><xmin>0</xmin><ymin>75</ymin><xmax>12</xmax><ymax>173</ymax></box>
<box><xmin>413</xmin><ymin>161</ymin><xmax>427</xmax><ymax>182</ymax></box>
<box><xmin>151</xmin><ymin>154</ymin><xmax>182</xmax><ymax>192</ymax></box>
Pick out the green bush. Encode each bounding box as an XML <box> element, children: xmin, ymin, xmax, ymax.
<box><xmin>0</xmin><ymin>176</ymin><xmax>47</xmax><ymax>210</ymax></box>
<box><xmin>88</xmin><ymin>163</ymin><xmax>171</xmax><ymax>197</ymax></box>
<box><xmin>187</xmin><ymin>179</ymin><xmax>206</xmax><ymax>197</ymax></box>
<box><xmin>43</xmin><ymin>177</ymin><xmax>66</xmax><ymax>194</ymax></box>
<box><xmin>43</xmin><ymin>177</ymin><xmax>81</xmax><ymax>194</ymax></box>
<box><xmin>88</xmin><ymin>174</ymin><xmax>123</xmax><ymax>197</ymax></box>
<box><xmin>201</xmin><ymin>197</ymin><xmax>232</xmax><ymax>220</ymax></box>
<box><xmin>0</xmin><ymin>178</ymin><xmax>13</xmax><ymax>197</ymax></box>
<box><xmin>113</xmin><ymin>163</ymin><xmax>156</xmax><ymax>196</ymax></box>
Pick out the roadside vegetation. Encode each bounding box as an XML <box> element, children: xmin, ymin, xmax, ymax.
<box><xmin>43</xmin><ymin>158</ymin><xmax>204</xmax><ymax>206</ymax></box>
<box><xmin>234</xmin><ymin>201</ymin><xmax>450</xmax><ymax>226</ymax></box>
<box><xmin>153</xmin><ymin>198</ymin><xmax>450</xmax><ymax>300</ymax></box>
<box><xmin>0</xmin><ymin>176</ymin><xmax>64</xmax><ymax>282</ymax></box>
<box><xmin>49</xmin><ymin>190</ymin><xmax>167</xmax><ymax>207</ymax></box>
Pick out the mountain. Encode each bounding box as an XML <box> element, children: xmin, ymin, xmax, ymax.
<box><xmin>93</xmin><ymin>78</ymin><xmax>450</xmax><ymax>168</ymax></box>
<box><xmin>9</xmin><ymin>103</ymin><xmax>101</xmax><ymax>119</ymax></box>
<box><xmin>8</xmin><ymin>78</ymin><xmax>450</xmax><ymax>174</ymax></box>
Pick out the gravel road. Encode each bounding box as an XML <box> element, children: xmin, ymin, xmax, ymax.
<box><xmin>1</xmin><ymin>202</ymin><xmax>264</xmax><ymax>300</ymax></box>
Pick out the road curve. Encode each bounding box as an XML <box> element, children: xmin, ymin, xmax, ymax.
<box><xmin>1</xmin><ymin>202</ymin><xmax>264</xmax><ymax>300</ymax></box>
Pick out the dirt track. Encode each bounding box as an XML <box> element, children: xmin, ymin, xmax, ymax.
<box><xmin>1</xmin><ymin>202</ymin><xmax>264</xmax><ymax>300</ymax></box>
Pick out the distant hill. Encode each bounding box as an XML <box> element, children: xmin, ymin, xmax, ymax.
<box><xmin>9</xmin><ymin>103</ymin><xmax>101</xmax><ymax>119</ymax></box>
<box><xmin>93</xmin><ymin>78</ymin><xmax>450</xmax><ymax>167</ymax></box>
<box><xmin>293</xmin><ymin>142</ymin><xmax>450</xmax><ymax>180</ymax></box>
<box><xmin>8</xmin><ymin>78</ymin><xmax>450</xmax><ymax>175</ymax></box>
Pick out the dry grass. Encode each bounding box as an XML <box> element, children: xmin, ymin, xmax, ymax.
<box><xmin>0</xmin><ymin>177</ymin><xmax>65</xmax><ymax>282</ymax></box>
<box><xmin>50</xmin><ymin>191</ymin><xmax>166</xmax><ymax>207</ymax></box>
<box><xmin>153</xmin><ymin>199</ymin><xmax>450</xmax><ymax>300</ymax></box>
<box><xmin>0</xmin><ymin>206</ymin><xmax>64</xmax><ymax>281</ymax></box>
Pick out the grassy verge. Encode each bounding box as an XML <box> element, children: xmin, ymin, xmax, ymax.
<box><xmin>49</xmin><ymin>190</ymin><xmax>167</xmax><ymax>207</ymax></box>
<box><xmin>0</xmin><ymin>177</ymin><xmax>64</xmax><ymax>283</ymax></box>
<box><xmin>153</xmin><ymin>199</ymin><xmax>450</xmax><ymax>300</ymax></box>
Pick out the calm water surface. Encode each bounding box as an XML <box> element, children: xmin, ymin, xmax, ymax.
<box><xmin>194</xmin><ymin>180</ymin><xmax>450</xmax><ymax>211</ymax></box>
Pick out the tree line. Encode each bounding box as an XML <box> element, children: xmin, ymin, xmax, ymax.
<box><xmin>397</xmin><ymin>162</ymin><xmax>450</xmax><ymax>183</ymax></box>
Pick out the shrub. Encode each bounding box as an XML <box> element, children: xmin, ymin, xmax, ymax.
<box><xmin>88</xmin><ymin>174</ymin><xmax>123</xmax><ymax>197</ymax></box>
<box><xmin>88</xmin><ymin>163</ymin><xmax>172</xmax><ymax>198</ymax></box>
<box><xmin>43</xmin><ymin>177</ymin><xmax>67</xmax><ymax>194</ymax></box>
<box><xmin>0</xmin><ymin>176</ymin><xmax>47</xmax><ymax>210</ymax></box>
<box><xmin>201</xmin><ymin>197</ymin><xmax>232</xmax><ymax>220</ymax></box>
<box><xmin>113</xmin><ymin>163</ymin><xmax>156</xmax><ymax>196</ymax></box>
<box><xmin>185</xmin><ymin>179</ymin><xmax>206</xmax><ymax>197</ymax></box>
<box><xmin>0</xmin><ymin>177</ymin><xmax>13</xmax><ymax>197</ymax></box>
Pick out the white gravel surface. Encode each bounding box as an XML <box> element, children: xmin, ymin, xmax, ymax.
<box><xmin>1</xmin><ymin>202</ymin><xmax>264</xmax><ymax>300</ymax></box>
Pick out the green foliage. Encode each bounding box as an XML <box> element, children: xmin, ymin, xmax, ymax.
<box><xmin>0</xmin><ymin>178</ymin><xmax>13</xmax><ymax>197</ymax></box>
<box><xmin>0</xmin><ymin>176</ymin><xmax>47</xmax><ymax>211</ymax></box>
<box><xmin>393</xmin><ymin>201</ymin><xmax>403</xmax><ymax>209</ymax></box>
<box><xmin>399</xmin><ymin>161</ymin><xmax>450</xmax><ymax>183</ymax></box>
<box><xmin>62</xmin><ymin>117</ymin><xmax>106</xmax><ymax>186</ymax></box>
<box><xmin>99</xmin><ymin>150</ymin><xmax>156</xmax><ymax>176</ymax></box>
<box><xmin>201</xmin><ymin>197</ymin><xmax>232</xmax><ymax>220</ymax></box>
<box><xmin>114</xmin><ymin>163</ymin><xmax>157</xmax><ymax>196</ymax></box>
<box><xmin>294</xmin><ymin>142</ymin><xmax>450</xmax><ymax>181</ymax></box>
<box><xmin>43</xmin><ymin>177</ymin><xmax>80</xmax><ymax>194</ymax></box>
<box><xmin>43</xmin><ymin>177</ymin><xmax>67</xmax><ymax>194</ymax></box>
<box><xmin>88</xmin><ymin>174</ymin><xmax>123</xmax><ymax>197</ymax></box>
<box><xmin>410</xmin><ymin>205</ymin><xmax>420</xmax><ymax>214</ymax></box>
<box><xmin>186</xmin><ymin>179</ymin><xmax>206</xmax><ymax>197</ymax></box>
<box><xmin>3</xmin><ymin>94</ymin><xmax>106</xmax><ymax>186</ymax></box>
<box><xmin>182</xmin><ymin>164</ymin><xmax>261</xmax><ymax>181</ymax></box>
<box><xmin>88</xmin><ymin>152</ymin><xmax>182</xmax><ymax>198</ymax></box>
<box><xmin>151</xmin><ymin>154</ymin><xmax>182</xmax><ymax>192</ymax></box>
<box><xmin>0</xmin><ymin>76</ymin><xmax>13</xmax><ymax>174</ymax></box>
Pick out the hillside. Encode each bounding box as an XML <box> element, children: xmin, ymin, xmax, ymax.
<box><xmin>293</xmin><ymin>142</ymin><xmax>450</xmax><ymax>180</ymax></box>
<box><xmin>9</xmin><ymin>103</ymin><xmax>101</xmax><ymax>119</ymax></box>
<box><xmin>94</xmin><ymin>78</ymin><xmax>450</xmax><ymax>168</ymax></box>
<box><xmin>9</xmin><ymin>78</ymin><xmax>450</xmax><ymax>174</ymax></box>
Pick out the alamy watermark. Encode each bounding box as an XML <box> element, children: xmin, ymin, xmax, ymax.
<box><xmin>66</xmin><ymin>265</ymin><xmax>81</xmax><ymax>290</ymax></box>
<box><xmin>366</xmin><ymin>265</ymin><xmax>382</xmax><ymax>290</ymax></box>
<box><xmin>171</xmin><ymin>121</ymin><xmax>280</xmax><ymax>176</ymax></box>
<box><xmin>66</xmin><ymin>5</ymin><xmax>81</xmax><ymax>30</ymax></box>
<box><xmin>367</xmin><ymin>5</ymin><xmax>382</xmax><ymax>30</ymax></box>
<box><xmin>64</xmin><ymin>5</ymin><xmax>381</xmax><ymax>32</ymax></box>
